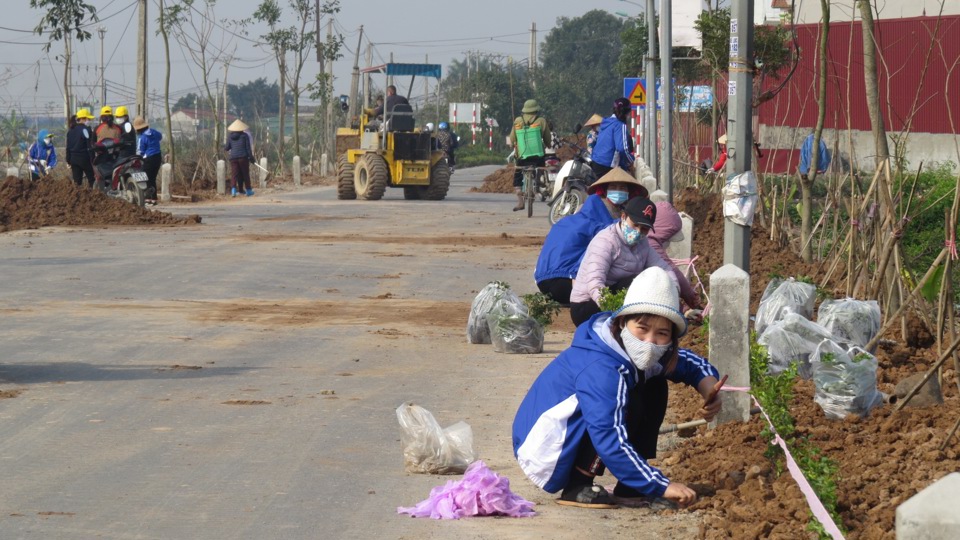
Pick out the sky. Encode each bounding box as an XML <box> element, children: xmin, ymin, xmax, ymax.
<box><xmin>0</xmin><ymin>0</ymin><xmax>644</xmax><ymax>118</ymax></box>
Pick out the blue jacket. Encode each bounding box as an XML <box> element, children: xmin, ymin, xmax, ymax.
<box><xmin>534</xmin><ymin>194</ymin><xmax>616</xmax><ymax>283</ymax></box>
<box><xmin>28</xmin><ymin>130</ymin><xmax>57</xmax><ymax>169</ymax></box>
<box><xmin>513</xmin><ymin>312</ymin><xmax>719</xmax><ymax>496</ymax></box>
<box><xmin>591</xmin><ymin>115</ymin><xmax>634</xmax><ymax>170</ymax></box>
<box><xmin>137</xmin><ymin>128</ymin><xmax>163</xmax><ymax>158</ymax></box>
<box><xmin>798</xmin><ymin>134</ymin><xmax>830</xmax><ymax>175</ymax></box>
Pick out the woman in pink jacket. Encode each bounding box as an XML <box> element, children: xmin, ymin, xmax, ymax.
<box><xmin>647</xmin><ymin>200</ymin><xmax>702</xmax><ymax>312</ymax></box>
<box><xmin>569</xmin><ymin>197</ymin><xmax>679</xmax><ymax>327</ymax></box>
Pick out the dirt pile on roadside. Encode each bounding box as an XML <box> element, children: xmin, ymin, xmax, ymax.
<box><xmin>675</xmin><ymin>187</ymin><xmax>819</xmax><ymax>312</ymax></box>
<box><xmin>0</xmin><ymin>176</ymin><xmax>201</xmax><ymax>232</ymax></box>
<box><xmin>471</xmin><ymin>166</ymin><xmax>516</xmax><ymax>194</ymax></box>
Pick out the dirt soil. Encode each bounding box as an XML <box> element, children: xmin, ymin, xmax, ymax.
<box><xmin>0</xmin><ymin>176</ymin><xmax>201</xmax><ymax>232</ymax></box>
<box><xmin>470</xmin><ymin>135</ymin><xmax>585</xmax><ymax>195</ymax></box>
<box><xmin>665</xmin><ymin>187</ymin><xmax>959</xmax><ymax>539</ymax></box>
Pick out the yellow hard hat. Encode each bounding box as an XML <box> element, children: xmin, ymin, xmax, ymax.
<box><xmin>115</xmin><ymin>106</ymin><xmax>129</xmax><ymax>117</ymax></box>
<box><xmin>75</xmin><ymin>108</ymin><xmax>95</xmax><ymax>120</ymax></box>
<box><xmin>100</xmin><ymin>106</ymin><xmax>113</xmax><ymax>116</ymax></box>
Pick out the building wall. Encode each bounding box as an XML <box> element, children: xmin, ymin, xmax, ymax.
<box><xmin>752</xmin><ymin>14</ymin><xmax>960</xmax><ymax>172</ymax></box>
<box><xmin>793</xmin><ymin>0</ymin><xmax>960</xmax><ymax>25</ymax></box>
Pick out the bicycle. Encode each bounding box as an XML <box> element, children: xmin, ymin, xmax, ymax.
<box><xmin>519</xmin><ymin>165</ymin><xmax>550</xmax><ymax>218</ymax></box>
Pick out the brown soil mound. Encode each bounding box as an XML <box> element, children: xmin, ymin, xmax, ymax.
<box><xmin>472</xmin><ymin>166</ymin><xmax>516</xmax><ymax>194</ymax></box>
<box><xmin>675</xmin><ymin>187</ymin><xmax>818</xmax><ymax>313</ymax></box>
<box><xmin>0</xmin><ymin>176</ymin><xmax>201</xmax><ymax>232</ymax></box>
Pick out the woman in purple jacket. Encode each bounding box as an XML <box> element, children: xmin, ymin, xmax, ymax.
<box><xmin>569</xmin><ymin>196</ymin><xmax>679</xmax><ymax>327</ymax></box>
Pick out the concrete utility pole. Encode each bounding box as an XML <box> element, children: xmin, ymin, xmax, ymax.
<box><xmin>660</xmin><ymin>0</ymin><xmax>673</xmax><ymax>200</ymax></box>
<box><xmin>223</xmin><ymin>58</ymin><xmax>230</xmax><ymax>142</ymax></box>
<box><xmin>724</xmin><ymin>0</ymin><xmax>754</xmax><ymax>271</ymax></box>
<box><xmin>387</xmin><ymin>52</ymin><xmax>394</xmax><ymax>88</ymax></box>
<box><xmin>645</xmin><ymin>0</ymin><xmax>658</xmax><ymax>178</ymax></box>
<box><xmin>325</xmin><ymin>20</ymin><xmax>334</xmax><ymax>160</ymax></box>
<box><xmin>98</xmin><ymin>27</ymin><xmax>106</xmax><ymax>107</ymax></box>
<box><xmin>529</xmin><ymin>22</ymin><xmax>537</xmax><ymax>89</ymax></box>
<box><xmin>345</xmin><ymin>25</ymin><xmax>363</xmax><ymax>128</ymax></box>
<box><xmin>363</xmin><ymin>43</ymin><xmax>372</xmax><ymax>109</ymax></box>
<box><xmin>136</xmin><ymin>0</ymin><xmax>148</xmax><ymax>118</ymax></box>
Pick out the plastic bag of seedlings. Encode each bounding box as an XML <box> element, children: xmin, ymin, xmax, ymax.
<box><xmin>754</xmin><ymin>278</ymin><xmax>817</xmax><ymax>334</ymax></box>
<box><xmin>811</xmin><ymin>340</ymin><xmax>883</xmax><ymax>420</ymax></box>
<box><xmin>396</xmin><ymin>403</ymin><xmax>478</xmax><ymax>475</ymax></box>
<box><xmin>466</xmin><ymin>282</ymin><xmax>527</xmax><ymax>344</ymax></box>
<box><xmin>758</xmin><ymin>312</ymin><xmax>838</xmax><ymax>378</ymax></box>
<box><xmin>817</xmin><ymin>298</ymin><xmax>881</xmax><ymax>351</ymax></box>
<box><xmin>487</xmin><ymin>312</ymin><xmax>544</xmax><ymax>354</ymax></box>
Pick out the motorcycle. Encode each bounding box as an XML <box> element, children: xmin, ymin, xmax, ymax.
<box><xmin>92</xmin><ymin>138</ymin><xmax>148</xmax><ymax>207</ymax></box>
<box><xmin>547</xmin><ymin>132</ymin><xmax>596</xmax><ymax>225</ymax></box>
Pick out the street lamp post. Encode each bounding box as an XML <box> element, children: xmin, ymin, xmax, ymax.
<box><xmin>98</xmin><ymin>27</ymin><xmax>106</xmax><ymax>107</ymax></box>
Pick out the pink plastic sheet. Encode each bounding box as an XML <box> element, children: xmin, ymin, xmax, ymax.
<box><xmin>397</xmin><ymin>460</ymin><xmax>536</xmax><ymax>519</ymax></box>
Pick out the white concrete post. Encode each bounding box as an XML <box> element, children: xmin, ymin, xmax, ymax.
<box><xmin>160</xmin><ymin>163</ymin><xmax>172</xmax><ymax>203</ymax></box>
<box><xmin>320</xmin><ymin>153</ymin><xmax>329</xmax><ymax>176</ymax></box>
<box><xmin>665</xmin><ymin>212</ymin><xmax>695</xmax><ymax>280</ymax></box>
<box><xmin>293</xmin><ymin>155</ymin><xmax>301</xmax><ymax>188</ymax></box>
<box><xmin>708</xmin><ymin>264</ymin><xmax>752</xmax><ymax>424</ymax></box>
<box><xmin>216</xmin><ymin>160</ymin><xmax>226</xmax><ymax>196</ymax></box>
<box><xmin>259</xmin><ymin>157</ymin><xmax>268</xmax><ymax>188</ymax></box>
<box><xmin>7</xmin><ymin>167</ymin><xmax>19</xmax><ymax>178</ymax></box>
<box><xmin>897</xmin><ymin>472</ymin><xmax>960</xmax><ymax>539</ymax></box>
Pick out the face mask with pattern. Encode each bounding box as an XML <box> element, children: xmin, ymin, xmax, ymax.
<box><xmin>620</xmin><ymin>328</ymin><xmax>671</xmax><ymax>378</ymax></box>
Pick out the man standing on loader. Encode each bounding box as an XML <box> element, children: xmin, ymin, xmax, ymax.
<box><xmin>510</xmin><ymin>99</ymin><xmax>552</xmax><ymax>212</ymax></box>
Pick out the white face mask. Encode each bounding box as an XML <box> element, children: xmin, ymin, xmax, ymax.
<box><xmin>44</xmin><ymin>137</ymin><xmax>52</xmax><ymax>145</ymax></box>
<box><xmin>620</xmin><ymin>328</ymin><xmax>671</xmax><ymax>379</ymax></box>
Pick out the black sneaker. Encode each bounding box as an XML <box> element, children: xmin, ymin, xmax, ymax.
<box><xmin>611</xmin><ymin>483</ymin><xmax>677</xmax><ymax>510</ymax></box>
<box><xmin>556</xmin><ymin>484</ymin><xmax>618</xmax><ymax>509</ymax></box>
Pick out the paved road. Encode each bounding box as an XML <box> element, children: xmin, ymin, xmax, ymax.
<box><xmin>0</xmin><ymin>166</ymin><xmax>700</xmax><ymax>539</ymax></box>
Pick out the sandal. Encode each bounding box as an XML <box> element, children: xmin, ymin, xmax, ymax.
<box><xmin>556</xmin><ymin>484</ymin><xmax>618</xmax><ymax>509</ymax></box>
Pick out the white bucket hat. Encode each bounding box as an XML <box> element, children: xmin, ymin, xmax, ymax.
<box><xmin>613</xmin><ymin>267</ymin><xmax>687</xmax><ymax>337</ymax></box>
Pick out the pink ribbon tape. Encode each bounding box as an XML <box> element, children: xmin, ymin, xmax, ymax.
<box><xmin>720</xmin><ymin>386</ymin><xmax>845</xmax><ymax>539</ymax></box>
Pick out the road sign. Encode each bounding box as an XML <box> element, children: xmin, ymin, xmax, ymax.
<box><xmin>624</xmin><ymin>78</ymin><xmax>647</xmax><ymax>107</ymax></box>
<box><xmin>623</xmin><ymin>78</ymin><xmax>663</xmax><ymax>110</ymax></box>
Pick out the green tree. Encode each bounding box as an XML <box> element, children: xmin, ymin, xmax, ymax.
<box><xmin>254</xmin><ymin>0</ymin><xmax>294</xmax><ymax>172</ymax></box>
<box><xmin>536</xmin><ymin>10</ymin><xmax>627</xmax><ymax>132</ymax></box>
<box><xmin>29</xmin><ymin>0</ymin><xmax>98</xmax><ymax>121</ymax></box>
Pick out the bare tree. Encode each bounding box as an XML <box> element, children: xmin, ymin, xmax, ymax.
<box><xmin>802</xmin><ymin>0</ymin><xmax>830</xmax><ymax>263</ymax></box>
<box><xmin>857</xmin><ymin>0</ymin><xmax>889</xmax><ymax>168</ymax></box>
<box><xmin>163</xmin><ymin>0</ymin><xmax>237</xmax><ymax>151</ymax></box>
<box><xmin>157</xmin><ymin>0</ymin><xmax>176</xmax><ymax>181</ymax></box>
<box><xmin>253</xmin><ymin>0</ymin><xmax>292</xmax><ymax>173</ymax></box>
<box><xmin>29</xmin><ymin>0</ymin><xmax>98</xmax><ymax>122</ymax></box>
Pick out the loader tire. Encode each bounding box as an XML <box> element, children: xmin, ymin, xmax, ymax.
<box><xmin>354</xmin><ymin>154</ymin><xmax>388</xmax><ymax>201</ymax></box>
<box><xmin>422</xmin><ymin>160</ymin><xmax>450</xmax><ymax>201</ymax></box>
<box><xmin>337</xmin><ymin>155</ymin><xmax>356</xmax><ymax>200</ymax></box>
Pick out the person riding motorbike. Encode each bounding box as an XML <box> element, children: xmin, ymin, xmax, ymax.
<box><xmin>114</xmin><ymin>106</ymin><xmax>137</xmax><ymax>159</ymax></box>
<box><xmin>510</xmin><ymin>99</ymin><xmax>553</xmax><ymax>211</ymax></box>
<box><xmin>95</xmin><ymin>106</ymin><xmax>120</xmax><ymax>143</ymax></box>
<box><xmin>27</xmin><ymin>130</ymin><xmax>58</xmax><ymax>180</ymax></box>
<box><xmin>591</xmin><ymin>98</ymin><xmax>635</xmax><ymax>180</ymax></box>
<box><xmin>134</xmin><ymin>117</ymin><xmax>163</xmax><ymax>206</ymax></box>
<box><xmin>583</xmin><ymin>113</ymin><xmax>603</xmax><ymax>159</ymax></box>
<box><xmin>436</xmin><ymin>122</ymin><xmax>459</xmax><ymax>172</ymax></box>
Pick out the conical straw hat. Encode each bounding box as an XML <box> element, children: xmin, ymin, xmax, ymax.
<box><xmin>228</xmin><ymin>119</ymin><xmax>249</xmax><ymax>132</ymax></box>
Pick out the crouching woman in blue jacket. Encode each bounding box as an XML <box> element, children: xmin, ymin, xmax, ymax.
<box><xmin>513</xmin><ymin>266</ymin><xmax>724</xmax><ymax>509</ymax></box>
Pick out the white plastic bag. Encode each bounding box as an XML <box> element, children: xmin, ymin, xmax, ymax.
<box><xmin>811</xmin><ymin>340</ymin><xmax>883</xmax><ymax>420</ymax></box>
<box><xmin>754</xmin><ymin>278</ymin><xmax>817</xmax><ymax>335</ymax></box>
<box><xmin>396</xmin><ymin>403</ymin><xmax>478</xmax><ymax>474</ymax></box>
<box><xmin>817</xmin><ymin>298</ymin><xmax>881</xmax><ymax>351</ymax></box>
<box><xmin>722</xmin><ymin>170</ymin><xmax>758</xmax><ymax>226</ymax></box>
<box><xmin>758</xmin><ymin>312</ymin><xmax>837</xmax><ymax>378</ymax></box>
<box><xmin>487</xmin><ymin>313</ymin><xmax>544</xmax><ymax>354</ymax></box>
<box><xmin>466</xmin><ymin>283</ymin><xmax>527</xmax><ymax>344</ymax></box>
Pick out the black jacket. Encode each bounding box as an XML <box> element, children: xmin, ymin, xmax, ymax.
<box><xmin>224</xmin><ymin>131</ymin><xmax>253</xmax><ymax>160</ymax></box>
<box><xmin>65</xmin><ymin>124</ymin><xmax>92</xmax><ymax>163</ymax></box>
<box><xmin>373</xmin><ymin>94</ymin><xmax>410</xmax><ymax>117</ymax></box>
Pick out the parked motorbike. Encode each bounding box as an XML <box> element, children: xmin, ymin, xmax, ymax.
<box><xmin>547</xmin><ymin>131</ymin><xmax>596</xmax><ymax>225</ymax></box>
<box><xmin>92</xmin><ymin>138</ymin><xmax>148</xmax><ymax>207</ymax></box>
